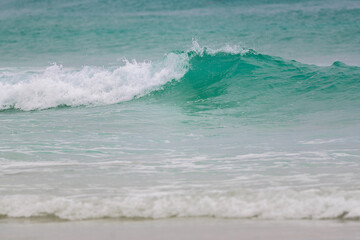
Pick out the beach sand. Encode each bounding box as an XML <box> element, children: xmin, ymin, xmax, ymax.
<box><xmin>1</xmin><ymin>218</ymin><xmax>359</xmax><ymax>240</ymax></box>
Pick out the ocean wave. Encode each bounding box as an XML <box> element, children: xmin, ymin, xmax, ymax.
<box><xmin>1</xmin><ymin>189</ymin><xmax>359</xmax><ymax>220</ymax></box>
<box><xmin>0</xmin><ymin>52</ymin><xmax>189</xmax><ymax>111</ymax></box>
<box><xmin>1</xmin><ymin>42</ymin><xmax>359</xmax><ymax>111</ymax></box>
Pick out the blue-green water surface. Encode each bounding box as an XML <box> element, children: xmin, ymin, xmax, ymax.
<box><xmin>0</xmin><ymin>0</ymin><xmax>360</xmax><ymax>220</ymax></box>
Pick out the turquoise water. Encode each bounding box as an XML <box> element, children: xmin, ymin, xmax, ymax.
<box><xmin>0</xmin><ymin>0</ymin><xmax>360</xmax><ymax>220</ymax></box>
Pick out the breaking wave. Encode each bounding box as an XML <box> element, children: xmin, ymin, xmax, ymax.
<box><xmin>1</xmin><ymin>42</ymin><xmax>359</xmax><ymax>111</ymax></box>
<box><xmin>1</xmin><ymin>188</ymin><xmax>359</xmax><ymax>221</ymax></box>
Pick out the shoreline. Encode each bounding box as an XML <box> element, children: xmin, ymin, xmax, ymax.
<box><xmin>1</xmin><ymin>218</ymin><xmax>359</xmax><ymax>240</ymax></box>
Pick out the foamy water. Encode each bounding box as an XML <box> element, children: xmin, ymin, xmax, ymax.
<box><xmin>1</xmin><ymin>188</ymin><xmax>360</xmax><ymax>220</ymax></box>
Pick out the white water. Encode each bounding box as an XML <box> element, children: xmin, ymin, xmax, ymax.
<box><xmin>1</xmin><ymin>188</ymin><xmax>359</xmax><ymax>220</ymax></box>
<box><xmin>0</xmin><ymin>52</ymin><xmax>189</xmax><ymax>111</ymax></box>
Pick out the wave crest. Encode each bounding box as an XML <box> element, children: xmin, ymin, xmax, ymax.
<box><xmin>0</xmin><ymin>52</ymin><xmax>189</xmax><ymax>111</ymax></box>
<box><xmin>1</xmin><ymin>42</ymin><xmax>359</xmax><ymax>111</ymax></box>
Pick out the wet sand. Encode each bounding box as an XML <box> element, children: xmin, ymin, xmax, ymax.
<box><xmin>1</xmin><ymin>218</ymin><xmax>359</xmax><ymax>240</ymax></box>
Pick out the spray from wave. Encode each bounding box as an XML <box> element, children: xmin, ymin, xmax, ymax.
<box><xmin>0</xmin><ymin>52</ymin><xmax>189</xmax><ymax>111</ymax></box>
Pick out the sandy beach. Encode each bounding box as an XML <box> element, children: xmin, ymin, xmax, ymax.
<box><xmin>1</xmin><ymin>218</ymin><xmax>359</xmax><ymax>240</ymax></box>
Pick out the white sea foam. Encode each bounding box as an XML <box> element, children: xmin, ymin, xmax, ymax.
<box><xmin>0</xmin><ymin>53</ymin><xmax>189</xmax><ymax>111</ymax></box>
<box><xmin>190</xmin><ymin>40</ymin><xmax>249</xmax><ymax>56</ymax></box>
<box><xmin>1</xmin><ymin>189</ymin><xmax>359</xmax><ymax>220</ymax></box>
<box><xmin>299</xmin><ymin>139</ymin><xmax>344</xmax><ymax>145</ymax></box>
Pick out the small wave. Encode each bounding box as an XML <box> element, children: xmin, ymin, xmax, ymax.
<box><xmin>0</xmin><ymin>52</ymin><xmax>189</xmax><ymax>111</ymax></box>
<box><xmin>1</xmin><ymin>189</ymin><xmax>359</xmax><ymax>220</ymax></box>
<box><xmin>1</xmin><ymin>41</ymin><xmax>359</xmax><ymax>111</ymax></box>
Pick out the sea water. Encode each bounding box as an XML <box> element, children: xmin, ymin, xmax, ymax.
<box><xmin>0</xmin><ymin>0</ymin><xmax>360</xmax><ymax>220</ymax></box>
